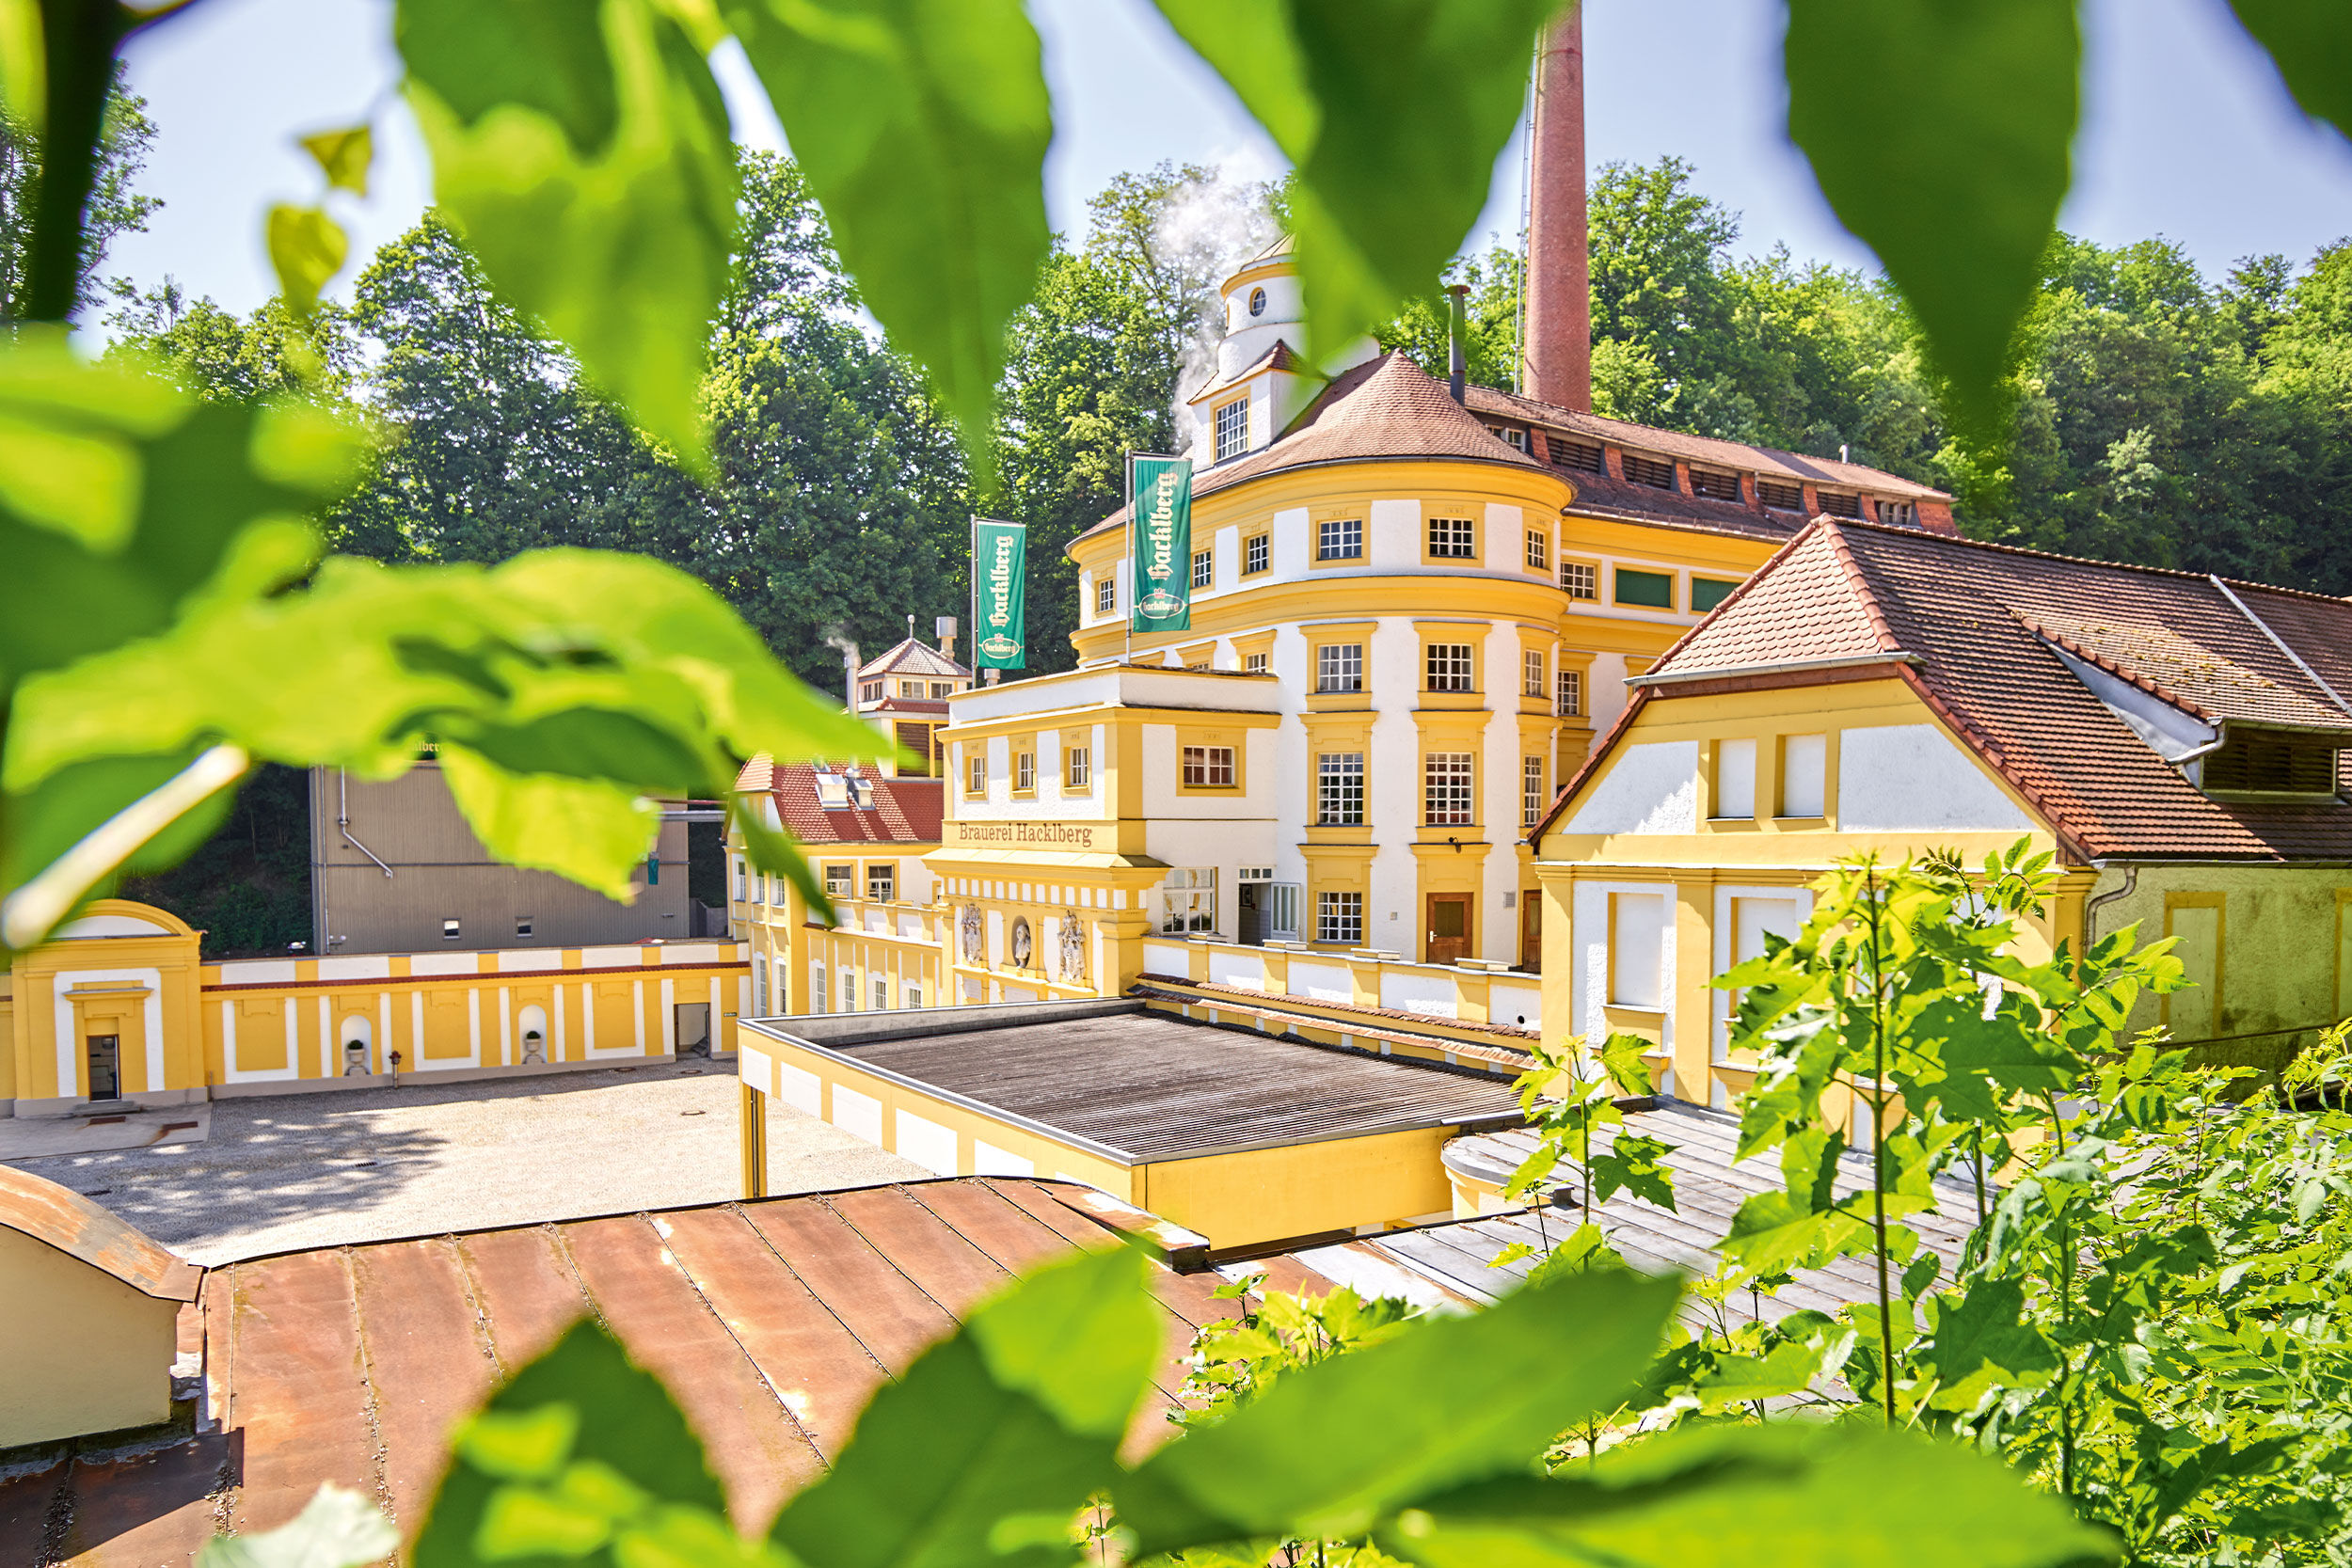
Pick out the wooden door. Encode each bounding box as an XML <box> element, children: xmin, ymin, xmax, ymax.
<box><xmin>1519</xmin><ymin>889</ymin><xmax>1542</xmax><ymax>973</ymax></box>
<box><xmin>1424</xmin><ymin>893</ymin><xmax>1472</xmax><ymax>965</ymax></box>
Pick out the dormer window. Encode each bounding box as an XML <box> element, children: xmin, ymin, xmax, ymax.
<box><xmin>1622</xmin><ymin>453</ymin><xmax>1677</xmax><ymax>490</ymax></box>
<box><xmin>1689</xmin><ymin>468</ymin><xmax>1741</xmax><ymax>502</ymax></box>
<box><xmin>1485</xmin><ymin>424</ymin><xmax>1527</xmax><ymax>452</ymax></box>
<box><xmin>1819</xmin><ymin>491</ymin><xmax>1864</xmax><ymax>518</ymax></box>
<box><xmin>1214</xmin><ymin>397</ymin><xmax>1248</xmax><ymax>462</ymax></box>
<box><xmin>1877</xmin><ymin>499</ymin><xmax>1917</xmax><ymax>528</ymax></box>
<box><xmin>1547</xmin><ymin>435</ymin><xmax>1605</xmax><ymax>473</ymax></box>
<box><xmin>1758</xmin><ymin>480</ymin><xmax>1804</xmax><ymax>511</ymax></box>
<box><xmin>1248</xmin><ymin>287</ymin><xmax>1266</xmax><ymax>317</ymax></box>
<box><xmin>859</xmin><ymin>680</ymin><xmax>883</xmax><ymax>703</ymax></box>
<box><xmin>2200</xmin><ymin>731</ymin><xmax>2344</xmax><ymax>800</ymax></box>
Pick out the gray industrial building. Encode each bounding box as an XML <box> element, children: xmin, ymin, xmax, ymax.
<box><xmin>310</xmin><ymin>764</ymin><xmax>707</xmax><ymax>958</ymax></box>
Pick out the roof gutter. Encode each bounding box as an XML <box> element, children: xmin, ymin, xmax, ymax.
<box><xmin>1625</xmin><ymin>651</ymin><xmax>1924</xmax><ymax>689</ymax></box>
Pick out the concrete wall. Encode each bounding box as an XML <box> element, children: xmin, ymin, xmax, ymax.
<box><xmin>311</xmin><ymin>765</ymin><xmax>691</xmax><ymax>957</ymax></box>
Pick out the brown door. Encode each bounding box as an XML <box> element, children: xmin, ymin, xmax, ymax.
<box><xmin>1424</xmin><ymin>894</ymin><xmax>1472</xmax><ymax>965</ymax></box>
<box><xmin>1520</xmin><ymin>890</ymin><xmax>1542</xmax><ymax>973</ymax></box>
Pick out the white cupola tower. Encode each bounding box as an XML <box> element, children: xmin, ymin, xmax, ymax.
<box><xmin>1186</xmin><ymin>237</ymin><xmax>1379</xmax><ymax>467</ymax></box>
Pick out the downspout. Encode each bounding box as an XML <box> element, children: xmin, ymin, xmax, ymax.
<box><xmin>338</xmin><ymin>769</ymin><xmax>393</xmax><ymax>878</ymax></box>
<box><xmin>2082</xmin><ymin>863</ymin><xmax>2137</xmax><ymax>947</ymax></box>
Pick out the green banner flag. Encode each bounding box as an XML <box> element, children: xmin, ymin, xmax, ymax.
<box><xmin>973</xmin><ymin>518</ymin><xmax>1025</xmax><ymax>669</ymax></box>
<box><xmin>1130</xmin><ymin>454</ymin><xmax>1192</xmax><ymax>634</ymax></box>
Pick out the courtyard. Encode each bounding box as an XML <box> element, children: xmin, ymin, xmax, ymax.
<box><xmin>0</xmin><ymin>1060</ymin><xmax>925</xmax><ymax>1266</ymax></box>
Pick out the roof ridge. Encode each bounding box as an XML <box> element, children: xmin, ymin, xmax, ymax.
<box><xmin>1818</xmin><ymin>521</ymin><xmax>1905</xmax><ymax>654</ymax></box>
<box><xmin>2018</xmin><ymin>613</ymin><xmax>2217</xmax><ymax>721</ymax></box>
<box><xmin>1840</xmin><ymin>516</ymin><xmax>2352</xmax><ymax>607</ymax></box>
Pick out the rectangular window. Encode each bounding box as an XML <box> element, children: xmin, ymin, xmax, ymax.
<box><xmin>1425</xmin><ymin>642</ymin><xmax>1474</xmax><ymax>693</ymax></box>
<box><xmin>965</xmin><ymin>752</ymin><xmax>986</xmax><ymax>795</ymax></box>
<box><xmin>898</xmin><ymin>680</ymin><xmax>923</xmax><ymax>698</ymax></box>
<box><xmin>809</xmin><ymin>965</ymin><xmax>825</xmax><ymax>1015</ymax></box>
<box><xmin>1317</xmin><ymin>516</ymin><xmax>1363</xmax><ymax>561</ymax></box>
<box><xmin>1688</xmin><ymin>468</ymin><xmax>1741</xmax><ymax>502</ymax></box>
<box><xmin>516</xmin><ymin>917</ymin><xmax>533</xmax><ymax>938</ymax></box>
<box><xmin>823</xmin><ymin>863</ymin><xmax>854</xmax><ymax>898</ymax></box>
<box><xmin>1876</xmin><ymin>499</ymin><xmax>1917</xmax><ymax>529</ymax></box>
<box><xmin>872</xmin><ymin>976</ymin><xmax>890</xmax><ymax>1011</ymax></box>
<box><xmin>1819</xmin><ymin>491</ymin><xmax>1863</xmax><ymax>518</ymax></box>
<box><xmin>1548</xmin><ymin>435</ymin><xmax>1605</xmax><ymax>473</ymax></box>
<box><xmin>1523</xmin><ymin>648</ymin><xmax>1546</xmax><ymax>698</ymax></box>
<box><xmin>1614</xmin><ymin>568</ymin><xmax>1676</xmax><ymax>610</ymax></box>
<box><xmin>1244</xmin><ymin>533</ymin><xmax>1269</xmax><ymax>575</ymax></box>
<box><xmin>1317</xmin><ymin>752</ymin><xmax>1365</xmax><ymax>826</ymax></box>
<box><xmin>1557</xmin><ymin>668</ymin><xmax>1583</xmax><ymax>718</ymax></box>
<box><xmin>866</xmin><ymin>863</ymin><xmax>896</xmax><ymax>902</ymax></box>
<box><xmin>1065</xmin><ymin>745</ymin><xmax>1091</xmax><ymax>789</ymax></box>
<box><xmin>1622</xmin><ymin>452</ymin><xmax>1677</xmax><ymax>490</ymax></box>
<box><xmin>1191</xmin><ymin>549</ymin><xmax>1213</xmax><ymax>589</ymax></box>
<box><xmin>1096</xmin><ymin>577</ymin><xmax>1115</xmax><ymax>614</ymax></box>
<box><xmin>1781</xmin><ymin>733</ymin><xmax>1827</xmax><ymax>817</ymax></box>
<box><xmin>1214</xmin><ymin>397</ymin><xmax>1248</xmax><ymax>461</ymax></box>
<box><xmin>1525</xmin><ymin>528</ymin><xmax>1549</xmax><ymax>569</ymax></box>
<box><xmin>1244</xmin><ymin>651</ymin><xmax>1267</xmax><ymax>673</ymax></box>
<box><xmin>1427</xmin><ymin>515</ymin><xmax>1476</xmax><ymax>558</ymax></box>
<box><xmin>1608</xmin><ymin>892</ymin><xmax>1666</xmax><ymax>1009</ymax></box>
<box><xmin>1715</xmin><ymin>737</ymin><xmax>1757</xmax><ymax>820</ymax></box>
<box><xmin>859</xmin><ymin>680</ymin><xmax>884</xmax><ymax>704</ymax></box>
<box><xmin>1424</xmin><ymin>752</ymin><xmax>1474</xmax><ymax>826</ymax></box>
<box><xmin>1316</xmin><ymin>642</ymin><xmax>1363</xmax><ymax>693</ymax></box>
<box><xmin>841</xmin><ymin>971</ymin><xmax>858</xmax><ymax>1012</ymax></box>
<box><xmin>894</xmin><ymin>721</ymin><xmax>933</xmax><ymax>776</ymax></box>
<box><xmin>1561</xmin><ymin>561</ymin><xmax>1598</xmax><ymax>600</ymax></box>
<box><xmin>1182</xmin><ymin>745</ymin><xmax>1236</xmax><ymax>788</ymax></box>
<box><xmin>734</xmin><ymin>859</ymin><xmax>746</xmax><ymax>901</ymax></box>
<box><xmin>442</xmin><ymin>918</ymin><xmax>461</xmax><ymax>941</ymax></box>
<box><xmin>1523</xmin><ymin>755</ymin><xmax>1545</xmax><ymax>827</ymax></box>
<box><xmin>1263</xmin><ymin>882</ymin><xmax>1303</xmax><ymax>942</ymax></box>
<box><xmin>930</xmin><ymin>681</ymin><xmax>954</xmax><ymax>698</ymax></box>
<box><xmin>1015</xmin><ymin>751</ymin><xmax>1036</xmax><ymax>791</ymax></box>
<box><xmin>1162</xmin><ymin>867</ymin><xmax>1217</xmax><ymax>933</ymax></box>
<box><xmin>1757</xmin><ymin>479</ymin><xmax>1804</xmax><ymax>511</ymax></box>
<box><xmin>1691</xmin><ymin>577</ymin><xmax>1739</xmax><ymax>614</ymax></box>
<box><xmin>1316</xmin><ymin>891</ymin><xmax>1364</xmax><ymax>945</ymax></box>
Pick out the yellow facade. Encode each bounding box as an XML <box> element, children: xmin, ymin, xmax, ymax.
<box><xmin>4</xmin><ymin>899</ymin><xmax>750</xmax><ymax>1117</ymax></box>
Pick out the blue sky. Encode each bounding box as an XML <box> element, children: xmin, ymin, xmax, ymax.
<box><xmin>104</xmin><ymin>0</ymin><xmax>2352</xmax><ymax>321</ymax></box>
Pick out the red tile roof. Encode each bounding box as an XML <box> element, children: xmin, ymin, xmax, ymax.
<box><xmin>1557</xmin><ymin>520</ymin><xmax>2352</xmax><ymax>862</ymax></box>
<box><xmin>1186</xmin><ymin>338</ymin><xmax>1305</xmax><ymax>404</ymax></box>
<box><xmin>857</xmin><ymin>637</ymin><xmax>970</xmax><ymax>681</ymax></box>
<box><xmin>758</xmin><ymin>763</ymin><xmax>943</xmax><ymax>847</ymax></box>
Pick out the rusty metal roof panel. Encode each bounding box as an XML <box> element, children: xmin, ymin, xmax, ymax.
<box><xmin>26</xmin><ymin>1179</ymin><xmax>1174</xmax><ymax>1560</ymax></box>
<box><xmin>0</xmin><ymin>1164</ymin><xmax>200</xmax><ymax>1304</ymax></box>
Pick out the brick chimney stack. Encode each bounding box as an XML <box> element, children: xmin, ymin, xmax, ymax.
<box><xmin>1523</xmin><ymin>4</ymin><xmax>1590</xmax><ymax>412</ymax></box>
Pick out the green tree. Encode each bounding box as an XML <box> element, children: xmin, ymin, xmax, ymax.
<box><xmin>0</xmin><ymin>75</ymin><xmax>157</xmax><ymax>320</ymax></box>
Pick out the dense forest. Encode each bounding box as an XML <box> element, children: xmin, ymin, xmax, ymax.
<box><xmin>24</xmin><ymin>93</ymin><xmax>2352</xmax><ymax>950</ymax></box>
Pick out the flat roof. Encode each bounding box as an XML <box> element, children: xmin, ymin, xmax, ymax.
<box><xmin>753</xmin><ymin>1005</ymin><xmax>1524</xmax><ymax>1164</ymax></box>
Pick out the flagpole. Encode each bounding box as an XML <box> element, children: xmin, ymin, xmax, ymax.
<box><xmin>1123</xmin><ymin>452</ymin><xmax>1134</xmax><ymax>665</ymax></box>
<box><xmin>968</xmin><ymin>514</ymin><xmax>978</xmax><ymax>686</ymax></box>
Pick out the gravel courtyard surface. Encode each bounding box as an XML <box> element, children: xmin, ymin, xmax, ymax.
<box><xmin>3</xmin><ymin>1058</ymin><xmax>926</xmax><ymax>1265</ymax></box>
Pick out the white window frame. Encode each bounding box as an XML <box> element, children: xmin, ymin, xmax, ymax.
<box><xmin>1244</xmin><ymin>533</ymin><xmax>1269</xmax><ymax>575</ymax></box>
<box><xmin>1096</xmin><ymin>577</ymin><xmax>1116</xmax><ymax>614</ymax></box>
<box><xmin>1214</xmin><ymin>397</ymin><xmax>1248</xmax><ymax>461</ymax></box>
<box><xmin>1317</xmin><ymin>752</ymin><xmax>1365</xmax><ymax>826</ymax></box>
<box><xmin>1523</xmin><ymin>755</ymin><xmax>1545</xmax><ymax>827</ymax></box>
<box><xmin>1065</xmin><ymin>745</ymin><xmax>1091</xmax><ymax>789</ymax></box>
<box><xmin>1161</xmin><ymin>868</ymin><xmax>1218</xmax><ymax>934</ymax></box>
<box><xmin>1562</xmin><ymin>561</ymin><xmax>1598</xmax><ymax>600</ymax></box>
<box><xmin>1315</xmin><ymin>890</ymin><xmax>1364</xmax><ymax>945</ymax></box>
<box><xmin>1316</xmin><ymin>642</ymin><xmax>1363</xmax><ymax>693</ymax></box>
<box><xmin>1523</xmin><ymin>648</ymin><xmax>1546</xmax><ymax>699</ymax></box>
<box><xmin>1425</xmin><ymin>642</ymin><xmax>1474</xmax><ymax>693</ymax></box>
<box><xmin>1182</xmin><ymin>745</ymin><xmax>1236</xmax><ymax>788</ymax></box>
<box><xmin>1424</xmin><ymin>752</ymin><xmax>1474</xmax><ymax>827</ymax></box>
<box><xmin>1427</xmin><ymin>515</ymin><xmax>1476</xmax><ymax>559</ymax></box>
<box><xmin>1316</xmin><ymin>516</ymin><xmax>1362</xmax><ymax>562</ymax></box>
<box><xmin>1557</xmin><ymin>668</ymin><xmax>1583</xmax><ymax>718</ymax></box>
<box><xmin>1525</xmin><ymin>528</ymin><xmax>1549</xmax><ymax>570</ymax></box>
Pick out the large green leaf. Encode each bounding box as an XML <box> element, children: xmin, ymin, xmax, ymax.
<box><xmin>1152</xmin><ymin>0</ymin><xmax>1555</xmax><ymax>365</ymax></box>
<box><xmin>6</xmin><ymin>549</ymin><xmax>882</xmax><ymax>946</ymax></box>
<box><xmin>2229</xmin><ymin>0</ymin><xmax>2352</xmax><ymax>143</ymax></box>
<box><xmin>723</xmin><ymin>0</ymin><xmax>1051</xmax><ymax>486</ymax></box>
<box><xmin>199</xmin><ymin>1482</ymin><xmax>399</xmax><ymax>1568</ymax></box>
<box><xmin>1373</xmin><ymin>1423</ymin><xmax>2113</xmax><ymax>1568</ymax></box>
<box><xmin>413</xmin><ymin>1319</ymin><xmax>728</xmax><ymax>1568</ymax></box>
<box><xmin>1783</xmin><ymin>0</ymin><xmax>2078</xmax><ymax>433</ymax></box>
<box><xmin>403</xmin><ymin>0</ymin><xmax>739</xmax><ymax>464</ymax></box>
<box><xmin>1114</xmin><ymin>1266</ymin><xmax>1680</xmax><ymax>1557</ymax></box>
<box><xmin>770</xmin><ymin>1244</ymin><xmax>1161</xmax><ymax>1568</ymax></box>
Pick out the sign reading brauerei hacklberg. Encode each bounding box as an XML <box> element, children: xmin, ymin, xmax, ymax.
<box><xmin>943</xmin><ymin>819</ymin><xmax>1106</xmax><ymax>852</ymax></box>
<box><xmin>1129</xmin><ymin>455</ymin><xmax>1192</xmax><ymax>635</ymax></box>
<box><xmin>973</xmin><ymin>518</ymin><xmax>1026</xmax><ymax>669</ymax></box>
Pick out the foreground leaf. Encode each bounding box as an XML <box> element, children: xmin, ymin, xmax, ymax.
<box><xmin>1375</xmin><ymin>1423</ymin><xmax>2113</xmax><ymax>1567</ymax></box>
<box><xmin>414</xmin><ymin>1319</ymin><xmax>725</xmax><ymax>1567</ymax></box>
<box><xmin>1784</xmin><ymin>0</ymin><xmax>2078</xmax><ymax>432</ymax></box>
<box><xmin>2229</xmin><ymin>0</ymin><xmax>2352</xmax><ymax>142</ymax></box>
<box><xmin>725</xmin><ymin>0</ymin><xmax>1051</xmax><ymax>485</ymax></box>
<box><xmin>771</xmin><ymin>1245</ymin><xmax>1161</xmax><ymax>1568</ymax></box>
<box><xmin>265</xmin><ymin>204</ymin><xmax>349</xmax><ymax>315</ymax></box>
<box><xmin>1115</xmin><ymin>1266</ymin><xmax>1680</xmax><ymax>1556</ymax></box>
<box><xmin>403</xmin><ymin>0</ymin><xmax>738</xmax><ymax>463</ymax></box>
<box><xmin>199</xmin><ymin>1482</ymin><xmax>399</xmax><ymax>1568</ymax></box>
<box><xmin>1152</xmin><ymin>0</ymin><xmax>1552</xmax><ymax>364</ymax></box>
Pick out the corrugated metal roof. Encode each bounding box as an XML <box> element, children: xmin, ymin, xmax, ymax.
<box><xmin>0</xmin><ymin>1165</ymin><xmax>200</xmax><ymax>1304</ymax></box>
<box><xmin>782</xmin><ymin>1009</ymin><xmax>1525</xmax><ymax>1163</ymax></box>
<box><xmin>2</xmin><ymin>1179</ymin><xmax>1263</xmax><ymax>1561</ymax></box>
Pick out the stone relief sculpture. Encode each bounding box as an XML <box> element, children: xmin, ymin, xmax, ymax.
<box><xmin>1059</xmin><ymin>911</ymin><xmax>1087</xmax><ymax>985</ymax></box>
<box><xmin>1009</xmin><ymin>916</ymin><xmax>1034</xmax><ymax>970</ymax></box>
<box><xmin>960</xmin><ymin>904</ymin><xmax>984</xmax><ymax>966</ymax></box>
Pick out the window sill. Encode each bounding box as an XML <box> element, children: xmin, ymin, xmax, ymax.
<box><xmin>1416</xmin><ymin>691</ymin><xmax>1484</xmax><ymax>712</ymax></box>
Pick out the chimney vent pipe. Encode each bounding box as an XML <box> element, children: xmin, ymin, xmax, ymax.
<box><xmin>1446</xmin><ymin>284</ymin><xmax>1470</xmax><ymax>404</ymax></box>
